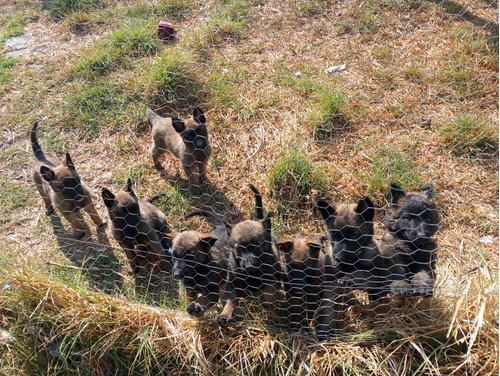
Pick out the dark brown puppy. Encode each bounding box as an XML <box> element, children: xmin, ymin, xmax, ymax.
<box><xmin>101</xmin><ymin>179</ymin><xmax>171</xmax><ymax>275</ymax></box>
<box><xmin>169</xmin><ymin>210</ymin><xmax>232</xmax><ymax>317</ymax></box>
<box><xmin>315</xmin><ymin>197</ymin><xmax>402</xmax><ymax>338</ymax></box>
<box><xmin>277</xmin><ymin>235</ymin><xmax>325</xmax><ymax>330</ymax></box>
<box><xmin>217</xmin><ymin>213</ymin><xmax>283</xmax><ymax>323</ymax></box>
<box><xmin>147</xmin><ymin>107</ymin><xmax>212</xmax><ymax>187</ymax></box>
<box><xmin>380</xmin><ymin>183</ymin><xmax>439</xmax><ymax>297</ymax></box>
<box><xmin>31</xmin><ymin>122</ymin><xmax>105</xmax><ymax>238</ymax></box>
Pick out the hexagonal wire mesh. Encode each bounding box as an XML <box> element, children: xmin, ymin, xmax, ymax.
<box><xmin>24</xmin><ymin>0</ymin><xmax>497</xmax><ymax>343</ymax></box>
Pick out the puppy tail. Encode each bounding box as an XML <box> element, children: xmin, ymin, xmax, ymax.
<box><xmin>248</xmin><ymin>184</ymin><xmax>264</xmax><ymax>220</ymax></box>
<box><xmin>185</xmin><ymin>210</ymin><xmax>229</xmax><ymax>229</ymax></box>
<box><xmin>146</xmin><ymin>193</ymin><xmax>166</xmax><ymax>204</ymax></box>
<box><xmin>30</xmin><ymin>122</ymin><xmax>47</xmax><ymax>162</ymax></box>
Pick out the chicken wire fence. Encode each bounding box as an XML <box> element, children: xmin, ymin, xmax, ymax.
<box><xmin>20</xmin><ymin>0</ymin><xmax>498</xmax><ymax>340</ymax></box>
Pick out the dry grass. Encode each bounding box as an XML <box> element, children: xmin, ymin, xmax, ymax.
<box><xmin>0</xmin><ymin>0</ymin><xmax>498</xmax><ymax>374</ymax></box>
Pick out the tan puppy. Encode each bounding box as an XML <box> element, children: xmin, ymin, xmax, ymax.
<box><xmin>277</xmin><ymin>235</ymin><xmax>325</xmax><ymax>330</ymax></box>
<box><xmin>30</xmin><ymin>122</ymin><xmax>105</xmax><ymax>238</ymax></box>
<box><xmin>147</xmin><ymin>107</ymin><xmax>212</xmax><ymax>187</ymax></box>
<box><xmin>101</xmin><ymin>179</ymin><xmax>171</xmax><ymax>275</ymax></box>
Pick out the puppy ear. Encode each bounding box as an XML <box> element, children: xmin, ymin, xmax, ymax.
<box><xmin>421</xmin><ymin>184</ymin><xmax>434</xmax><ymax>198</ymax></box>
<box><xmin>64</xmin><ymin>153</ymin><xmax>76</xmax><ymax>170</ymax></box>
<box><xmin>317</xmin><ymin>200</ymin><xmax>335</xmax><ymax>221</ymax></box>
<box><xmin>101</xmin><ymin>188</ymin><xmax>116</xmax><ymax>208</ymax></box>
<box><xmin>40</xmin><ymin>166</ymin><xmax>56</xmax><ymax>182</ymax></box>
<box><xmin>125</xmin><ymin>178</ymin><xmax>137</xmax><ymax>197</ymax></box>
<box><xmin>172</xmin><ymin>118</ymin><xmax>186</xmax><ymax>133</ymax></box>
<box><xmin>390</xmin><ymin>183</ymin><xmax>405</xmax><ymax>204</ymax></box>
<box><xmin>200</xmin><ymin>234</ymin><xmax>217</xmax><ymax>251</ymax></box>
<box><xmin>262</xmin><ymin>212</ymin><xmax>272</xmax><ymax>233</ymax></box>
<box><xmin>193</xmin><ymin>107</ymin><xmax>206</xmax><ymax>125</ymax></box>
<box><xmin>277</xmin><ymin>240</ymin><xmax>294</xmax><ymax>253</ymax></box>
<box><xmin>356</xmin><ymin>196</ymin><xmax>375</xmax><ymax>222</ymax></box>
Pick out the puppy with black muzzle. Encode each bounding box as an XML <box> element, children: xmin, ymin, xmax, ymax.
<box><xmin>315</xmin><ymin>197</ymin><xmax>402</xmax><ymax>337</ymax></box>
<box><xmin>30</xmin><ymin>122</ymin><xmax>105</xmax><ymax>238</ymax></box>
<box><xmin>211</xmin><ymin>185</ymin><xmax>283</xmax><ymax>324</ymax></box>
<box><xmin>147</xmin><ymin>107</ymin><xmax>211</xmax><ymax>188</ymax></box>
<box><xmin>277</xmin><ymin>235</ymin><xmax>325</xmax><ymax>330</ymax></box>
<box><xmin>168</xmin><ymin>210</ymin><xmax>232</xmax><ymax>317</ymax></box>
<box><xmin>101</xmin><ymin>179</ymin><xmax>171</xmax><ymax>275</ymax></box>
<box><xmin>380</xmin><ymin>183</ymin><xmax>439</xmax><ymax>297</ymax></box>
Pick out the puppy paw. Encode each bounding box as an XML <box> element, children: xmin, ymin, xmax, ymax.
<box><xmin>216</xmin><ymin>315</ymin><xmax>234</xmax><ymax>325</ymax></box>
<box><xmin>411</xmin><ymin>284</ymin><xmax>433</xmax><ymax>297</ymax></box>
<box><xmin>390</xmin><ymin>281</ymin><xmax>412</xmax><ymax>296</ymax></box>
<box><xmin>74</xmin><ymin>230</ymin><xmax>86</xmax><ymax>239</ymax></box>
<box><xmin>45</xmin><ymin>206</ymin><xmax>55</xmax><ymax>216</ymax></box>
<box><xmin>187</xmin><ymin>303</ymin><xmax>204</xmax><ymax>317</ymax></box>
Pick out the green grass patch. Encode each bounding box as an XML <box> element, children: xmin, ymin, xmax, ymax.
<box><xmin>145</xmin><ymin>48</ymin><xmax>202</xmax><ymax>110</ymax></box>
<box><xmin>66</xmin><ymin>79</ymin><xmax>143</xmax><ymax>139</ymax></box>
<box><xmin>124</xmin><ymin>0</ymin><xmax>191</xmax><ymax>20</ymax></box>
<box><xmin>0</xmin><ymin>55</ymin><xmax>18</xmax><ymax>96</ymax></box>
<box><xmin>360</xmin><ymin>147</ymin><xmax>423</xmax><ymax>203</ymax></box>
<box><xmin>268</xmin><ymin>148</ymin><xmax>327</xmax><ymax>215</ymax></box>
<box><xmin>43</xmin><ymin>0</ymin><xmax>105</xmax><ymax>19</ymax></box>
<box><xmin>439</xmin><ymin>115</ymin><xmax>499</xmax><ymax>158</ymax></box>
<box><xmin>311</xmin><ymin>90</ymin><xmax>349</xmax><ymax>140</ymax></box>
<box><xmin>73</xmin><ymin>19</ymin><xmax>160</xmax><ymax>80</ymax></box>
<box><xmin>0</xmin><ymin>179</ymin><xmax>34</xmax><ymax>218</ymax></box>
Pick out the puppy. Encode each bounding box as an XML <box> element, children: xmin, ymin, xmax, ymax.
<box><xmin>315</xmin><ymin>197</ymin><xmax>402</xmax><ymax>338</ymax></box>
<box><xmin>217</xmin><ymin>213</ymin><xmax>283</xmax><ymax>323</ymax></box>
<box><xmin>169</xmin><ymin>210</ymin><xmax>232</xmax><ymax>317</ymax></box>
<box><xmin>101</xmin><ymin>179</ymin><xmax>171</xmax><ymax>275</ymax></box>
<box><xmin>30</xmin><ymin>122</ymin><xmax>105</xmax><ymax>238</ymax></box>
<box><xmin>277</xmin><ymin>235</ymin><xmax>325</xmax><ymax>330</ymax></box>
<box><xmin>380</xmin><ymin>183</ymin><xmax>439</xmax><ymax>297</ymax></box>
<box><xmin>147</xmin><ymin>107</ymin><xmax>212</xmax><ymax>187</ymax></box>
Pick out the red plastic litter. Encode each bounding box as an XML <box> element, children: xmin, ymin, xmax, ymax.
<box><xmin>158</xmin><ymin>21</ymin><xmax>175</xmax><ymax>41</ymax></box>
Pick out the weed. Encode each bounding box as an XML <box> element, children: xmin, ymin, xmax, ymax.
<box><xmin>114</xmin><ymin>166</ymin><xmax>148</xmax><ymax>186</ymax></box>
<box><xmin>439</xmin><ymin>115</ymin><xmax>499</xmax><ymax>158</ymax></box>
<box><xmin>405</xmin><ymin>63</ymin><xmax>425</xmax><ymax>80</ymax></box>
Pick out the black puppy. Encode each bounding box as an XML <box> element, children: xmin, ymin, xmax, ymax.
<box><xmin>380</xmin><ymin>183</ymin><xmax>439</xmax><ymax>297</ymax></box>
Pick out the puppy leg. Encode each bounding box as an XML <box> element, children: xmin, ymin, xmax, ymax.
<box><xmin>187</xmin><ymin>289</ymin><xmax>219</xmax><ymax>317</ymax></box>
<box><xmin>411</xmin><ymin>268</ymin><xmax>434</xmax><ymax>297</ymax></box>
<box><xmin>183</xmin><ymin>164</ymin><xmax>201</xmax><ymax>187</ymax></box>
<box><xmin>151</xmin><ymin>143</ymin><xmax>164</xmax><ymax>171</ymax></box>
<box><xmin>120</xmin><ymin>241</ymin><xmax>139</xmax><ymax>274</ymax></box>
<box><xmin>217</xmin><ymin>280</ymin><xmax>239</xmax><ymax>323</ymax></box>
<box><xmin>199</xmin><ymin>161</ymin><xmax>210</xmax><ymax>184</ymax></box>
<box><xmin>63</xmin><ymin>211</ymin><xmax>86</xmax><ymax>238</ymax></box>
<box><xmin>34</xmin><ymin>179</ymin><xmax>54</xmax><ymax>215</ymax></box>
<box><xmin>84</xmin><ymin>201</ymin><xmax>106</xmax><ymax>227</ymax></box>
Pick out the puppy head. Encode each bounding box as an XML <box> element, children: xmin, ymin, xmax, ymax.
<box><xmin>40</xmin><ymin>153</ymin><xmax>86</xmax><ymax>207</ymax></box>
<box><xmin>171</xmin><ymin>107</ymin><xmax>209</xmax><ymax>151</ymax></box>
<box><xmin>229</xmin><ymin>214</ymin><xmax>273</xmax><ymax>272</ymax></box>
<box><xmin>278</xmin><ymin>235</ymin><xmax>324</xmax><ymax>293</ymax></box>
<box><xmin>317</xmin><ymin>197</ymin><xmax>375</xmax><ymax>264</ymax></box>
<box><xmin>384</xmin><ymin>183</ymin><xmax>439</xmax><ymax>242</ymax></box>
<box><xmin>101</xmin><ymin>179</ymin><xmax>141</xmax><ymax>226</ymax></box>
<box><xmin>169</xmin><ymin>231</ymin><xmax>217</xmax><ymax>279</ymax></box>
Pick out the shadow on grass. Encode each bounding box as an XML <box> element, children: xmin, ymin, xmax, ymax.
<box><xmin>48</xmin><ymin>215</ymin><xmax>124</xmax><ymax>295</ymax></box>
